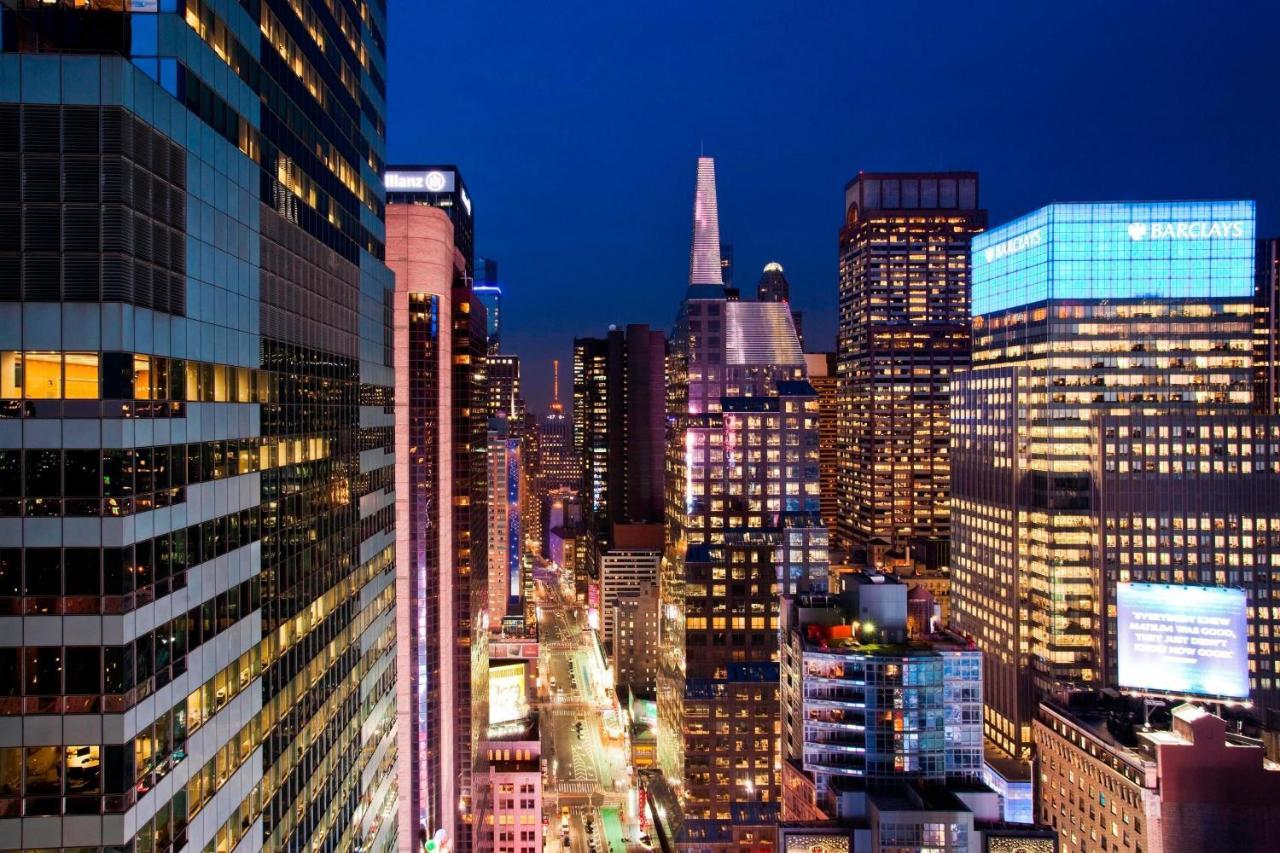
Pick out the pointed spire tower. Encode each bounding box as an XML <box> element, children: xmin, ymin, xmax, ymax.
<box><xmin>689</xmin><ymin>156</ymin><xmax>724</xmax><ymax>289</ymax></box>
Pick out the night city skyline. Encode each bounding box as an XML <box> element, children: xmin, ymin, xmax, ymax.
<box><xmin>387</xmin><ymin>0</ymin><xmax>1280</xmax><ymax>412</ymax></box>
<box><xmin>3</xmin><ymin>1</ymin><xmax>1280</xmax><ymax>851</ymax></box>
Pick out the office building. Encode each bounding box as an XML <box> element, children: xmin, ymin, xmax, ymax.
<box><xmin>757</xmin><ymin>262</ymin><xmax>790</xmax><ymax>303</ymax></box>
<box><xmin>721</xmin><ymin>243</ymin><xmax>735</xmax><ymax>291</ymax></box>
<box><xmin>488</xmin><ymin>416</ymin><xmax>522</xmax><ymax>630</ymax></box>
<box><xmin>475</xmin><ymin>257</ymin><xmax>502</xmax><ymax>355</ymax></box>
<box><xmin>388</xmin><ymin>165</ymin><xmax>492</xmax><ymax>851</ymax></box>
<box><xmin>658</xmin><ymin>156</ymin><xmax>827</xmax><ymax>852</ymax></box>
<box><xmin>836</xmin><ymin>173</ymin><xmax>986</xmax><ymax>565</ymax></box>
<box><xmin>1091</xmin><ymin>412</ymin><xmax>1280</xmax><ymax>715</ymax></box>
<box><xmin>0</xmin><ymin>3</ymin><xmax>396</xmax><ymax>851</ymax></box>
<box><xmin>805</xmin><ymin>353</ymin><xmax>840</xmax><ymax>550</ymax></box>
<box><xmin>612</xmin><ymin>580</ymin><xmax>661</xmax><ymax>692</ymax></box>
<box><xmin>452</xmin><ymin>253</ymin><xmax>491</xmax><ymax>853</ymax></box>
<box><xmin>950</xmin><ymin>200</ymin><xmax>1257</xmax><ymax>757</ymax></box>
<box><xmin>599</xmin><ymin>523</ymin><xmax>662</xmax><ymax>655</ymax></box>
<box><xmin>757</xmin><ymin>262</ymin><xmax>803</xmax><ymax>344</ymax></box>
<box><xmin>1255</xmin><ymin>237</ymin><xmax>1279</xmax><ymax>414</ymax></box>
<box><xmin>1035</xmin><ymin>697</ymin><xmax>1280</xmax><ymax>853</ymax></box>
<box><xmin>573</xmin><ymin>324</ymin><xmax>666</xmax><ymax>536</ymax></box>
<box><xmin>386</xmin><ymin>199</ymin><xmax>459</xmax><ymax>849</ymax></box>
<box><xmin>488</xmin><ymin>353</ymin><xmax>524</xmax><ymax>423</ymax></box>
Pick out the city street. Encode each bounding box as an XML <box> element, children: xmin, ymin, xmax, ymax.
<box><xmin>536</xmin><ymin>576</ymin><xmax>650</xmax><ymax>853</ymax></box>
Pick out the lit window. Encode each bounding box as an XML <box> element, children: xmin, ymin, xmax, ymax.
<box><xmin>23</xmin><ymin>352</ymin><xmax>62</xmax><ymax>399</ymax></box>
<box><xmin>64</xmin><ymin>353</ymin><xmax>100</xmax><ymax>399</ymax></box>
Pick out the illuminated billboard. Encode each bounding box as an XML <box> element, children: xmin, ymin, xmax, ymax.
<box><xmin>972</xmin><ymin>200</ymin><xmax>1256</xmax><ymax>315</ymax></box>
<box><xmin>489</xmin><ymin>663</ymin><xmax>529</xmax><ymax>725</ymax></box>
<box><xmin>1116</xmin><ymin>582</ymin><xmax>1249</xmax><ymax>700</ymax></box>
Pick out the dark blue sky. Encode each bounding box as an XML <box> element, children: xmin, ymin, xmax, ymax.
<box><xmin>386</xmin><ymin>0</ymin><xmax>1280</xmax><ymax>413</ymax></box>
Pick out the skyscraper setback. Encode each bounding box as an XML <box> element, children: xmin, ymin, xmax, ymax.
<box><xmin>0</xmin><ymin>1</ymin><xmax>396</xmax><ymax>850</ymax></box>
<box><xmin>658</xmin><ymin>156</ymin><xmax>827</xmax><ymax>852</ymax></box>
<box><xmin>836</xmin><ymin>173</ymin><xmax>986</xmax><ymax>561</ymax></box>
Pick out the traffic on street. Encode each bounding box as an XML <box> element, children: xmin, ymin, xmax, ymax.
<box><xmin>535</xmin><ymin>574</ymin><xmax>654</xmax><ymax>853</ymax></box>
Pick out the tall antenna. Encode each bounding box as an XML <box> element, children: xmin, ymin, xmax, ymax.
<box><xmin>550</xmin><ymin>359</ymin><xmax>563</xmax><ymax>414</ymax></box>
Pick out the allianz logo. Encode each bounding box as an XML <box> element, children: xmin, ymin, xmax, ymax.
<box><xmin>1127</xmin><ymin>221</ymin><xmax>1245</xmax><ymax>241</ymax></box>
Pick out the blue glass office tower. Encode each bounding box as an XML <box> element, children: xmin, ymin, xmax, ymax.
<box><xmin>0</xmin><ymin>2</ymin><xmax>398</xmax><ymax>851</ymax></box>
<box><xmin>951</xmin><ymin>201</ymin><xmax>1256</xmax><ymax>758</ymax></box>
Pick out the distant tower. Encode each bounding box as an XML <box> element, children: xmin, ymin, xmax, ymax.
<box><xmin>551</xmin><ymin>359</ymin><xmax>564</xmax><ymax>414</ymax></box>
<box><xmin>720</xmin><ymin>243</ymin><xmax>735</xmax><ymax>290</ymax></box>
<box><xmin>756</xmin><ymin>261</ymin><xmax>790</xmax><ymax>302</ymax></box>
<box><xmin>757</xmin><ymin>261</ymin><xmax>802</xmax><ymax>344</ymax></box>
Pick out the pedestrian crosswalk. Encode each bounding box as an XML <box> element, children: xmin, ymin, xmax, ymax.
<box><xmin>553</xmin><ymin>781</ymin><xmax>598</xmax><ymax>795</ymax></box>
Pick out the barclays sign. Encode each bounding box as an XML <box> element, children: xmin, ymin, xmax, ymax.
<box><xmin>1127</xmin><ymin>220</ymin><xmax>1247</xmax><ymax>241</ymax></box>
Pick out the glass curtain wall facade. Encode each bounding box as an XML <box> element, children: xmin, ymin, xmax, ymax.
<box><xmin>452</xmin><ymin>275</ymin><xmax>489</xmax><ymax>853</ymax></box>
<box><xmin>1255</xmin><ymin>238</ymin><xmax>1279</xmax><ymax>415</ymax></box>
<box><xmin>836</xmin><ymin>173</ymin><xmax>985</xmax><ymax>561</ymax></box>
<box><xmin>0</xmin><ymin>0</ymin><xmax>398</xmax><ymax>851</ymax></box>
<box><xmin>951</xmin><ymin>200</ymin><xmax>1257</xmax><ymax>757</ymax></box>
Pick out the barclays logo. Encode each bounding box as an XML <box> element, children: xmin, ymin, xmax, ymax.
<box><xmin>1127</xmin><ymin>220</ymin><xmax>1245</xmax><ymax>241</ymax></box>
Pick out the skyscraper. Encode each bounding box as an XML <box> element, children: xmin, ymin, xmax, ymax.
<box><xmin>538</xmin><ymin>361</ymin><xmax>578</xmax><ymax>492</ymax></box>
<box><xmin>381</xmin><ymin>162</ymin><xmax>486</xmax><ymax>845</ymax></box>
<box><xmin>756</xmin><ymin>262</ymin><xmax>803</xmax><ymax>344</ymax></box>
<box><xmin>572</xmin><ymin>325</ymin><xmax>666</xmax><ymax>539</ymax></box>
<box><xmin>452</xmin><ymin>266</ymin><xmax>491</xmax><ymax>851</ymax></box>
<box><xmin>487</xmin><ymin>415</ymin><xmax>522</xmax><ymax>631</ymax></box>
<box><xmin>836</xmin><ymin>173</ymin><xmax>986</xmax><ymax>566</ymax></box>
<box><xmin>487</xmin><ymin>353</ymin><xmax>524</xmax><ymax>423</ymax></box>
<box><xmin>474</xmin><ymin>257</ymin><xmax>502</xmax><ymax>355</ymax></box>
<box><xmin>0</xmin><ymin>2</ymin><xmax>396</xmax><ymax>851</ymax></box>
<box><xmin>804</xmin><ymin>353</ymin><xmax>840</xmax><ymax>550</ymax></box>
<box><xmin>1255</xmin><ymin>237</ymin><xmax>1279</xmax><ymax>414</ymax></box>
<box><xmin>950</xmin><ymin>200</ymin><xmax>1257</xmax><ymax>757</ymax></box>
<box><xmin>387</xmin><ymin>202</ymin><xmax>458</xmax><ymax>849</ymax></box>
<box><xmin>658</xmin><ymin>156</ymin><xmax>827</xmax><ymax>852</ymax></box>
<box><xmin>756</xmin><ymin>262</ymin><xmax>790</xmax><ymax>302</ymax></box>
<box><xmin>720</xmin><ymin>243</ymin><xmax>735</xmax><ymax>292</ymax></box>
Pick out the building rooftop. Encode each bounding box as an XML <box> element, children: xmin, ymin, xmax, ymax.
<box><xmin>1040</xmin><ymin>692</ymin><xmax>1273</xmax><ymax>772</ymax></box>
<box><xmin>983</xmin><ymin>743</ymin><xmax>1032</xmax><ymax>783</ymax></box>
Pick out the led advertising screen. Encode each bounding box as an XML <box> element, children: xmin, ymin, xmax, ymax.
<box><xmin>489</xmin><ymin>663</ymin><xmax>529</xmax><ymax>725</ymax></box>
<box><xmin>1116</xmin><ymin>582</ymin><xmax>1249</xmax><ymax>700</ymax></box>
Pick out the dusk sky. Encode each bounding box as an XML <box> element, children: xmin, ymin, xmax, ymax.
<box><xmin>386</xmin><ymin>0</ymin><xmax>1280</xmax><ymax>413</ymax></box>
